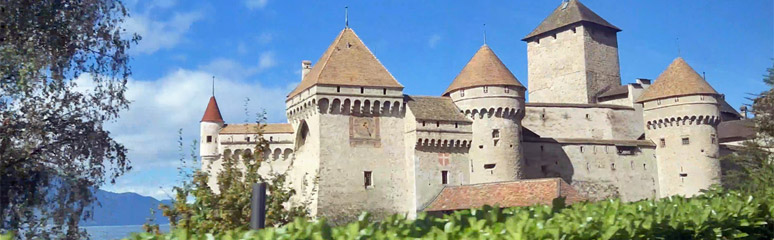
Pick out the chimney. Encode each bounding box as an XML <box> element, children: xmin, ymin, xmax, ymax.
<box><xmin>740</xmin><ymin>105</ymin><xmax>748</xmax><ymax>119</ymax></box>
<box><xmin>635</xmin><ymin>78</ymin><xmax>651</xmax><ymax>86</ymax></box>
<box><xmin>301</xmin><ymin>60</ymin><xmax>312</xmax><ymax>80</ymax></box>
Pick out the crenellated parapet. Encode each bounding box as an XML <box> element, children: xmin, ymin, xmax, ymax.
<box><xmin>462</xmin><ymin>107</ymin><xmax>523</xmax><ymax>121</ymax></box>
<box><xmin>646</xmin><ymin>115</ymin><xmax>720</xmax><ymax>130</ymax></box>
<box><xmin>416</xmin><ymin>138</ymin><xmax>472</xmax><ymax>148</ymax></box>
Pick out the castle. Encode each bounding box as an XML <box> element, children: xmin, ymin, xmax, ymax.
<box><xmin>199</xmin><ymin>0</ymin><xmax>751</xmax><ymax>222</ymax></box>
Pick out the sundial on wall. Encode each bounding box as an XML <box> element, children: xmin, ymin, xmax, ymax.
<box><xmin>349</xmin><ymin>116</ymin><xmax>381</xmax><ymax>147</ymax></box>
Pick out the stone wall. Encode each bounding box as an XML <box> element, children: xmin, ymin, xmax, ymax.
<box><xmin>523</xmin><ymin>139</ymin><xmax>659</xmax><ymax>202</ymax></box>
<box><xmin>527</xmin><ymin>25</ymin><xmax>588</xmax><ymax>103</ymax></box>
<box><xmin>583</xmin><ymin>25</ymin><xmax>621</xmax><ymax>102</ymax></box>
<box><xmin>523</xmin><ymin>103</ymin><xmax>643</xmax><ymax>140</ymax></box>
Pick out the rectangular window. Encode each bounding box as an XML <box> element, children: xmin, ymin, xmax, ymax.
<box><xmin>360</xmin><ymin>87</ymin><xmax>364</xmax><ymax>94</ymax></box>
<box><xmin>492</xmin><ymin>129</ymin><xmax>500</xmax><ymax>139</ymax></box>
<box><xmin>711</xmin><ymin>134</ymin><xmax>716</xmax><ymax>144</ymax></box>
<box><xmin>483</xmin><ymin>86</ymin><xmax>488</xmax><ymax>93</ymax></box>
<box><xmin>504</xmin><ymin>87</ymin><xmax>510</xmax><ymax>93</ymax></box>
<box><xmin>337</xmin><ymin>86</ymin><xmax>341</xmax><ymax>92</ymax></box>
<box><xmin>657</xmin><ymin>99</ymin><xmax>662</xmax><ymax>105</ymax></box>
<box><xmin>460</xmin><ymin>89</ymin><xmax>465</xmax><ymax>97</ymax></box>
<box><xmin>245</xmin><ymin>137</ymin><xmax>251</xmax><ymax>142</ymax></box>
<box><xmin>364</xmin><ymin>171</ymin><xmax>372</xmax><ymax>189</ymax></box>
<box><xmin>441</xmin><ymin>171</ymin><xmax>448</xmax><ymax>185</ymax></box>
<box><xmin>206</xmin><ymin>135</ymin><xmax>212</xmax><ymax>143</ymax></box>
<box><xmin>659</xmin><ymin>138</ymin><xmax>666</xmax><ymax>148</ymax></box>
<box><xmin>682</xmin><ymin>137</ymin><xmax>690</xmax><ymax>145</ymax></box>
<box><xmin>484</xmin><ymin>163</ymin><xmax>496</xmax><ymax>169</ymax></box>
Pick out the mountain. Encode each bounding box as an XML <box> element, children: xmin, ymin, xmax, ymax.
<box><xmin>81</xmin><ymin>189</ymin><xmax>173</xmax><ymax>226</ymax></box>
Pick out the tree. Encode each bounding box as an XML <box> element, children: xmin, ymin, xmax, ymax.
<box><xmin>0</xmin><ymin>0</ymin><xmax>138</xmax><ymax>238</ymax></box>
<box><xmin>154</xmin><ymin>112</ymin><xmax>310</xmax><ymax>235</ymax></box>
<box><xmin>722</xmin><ymin>62</ymin><xmax>774</xmax><ymax>196</ymax></box>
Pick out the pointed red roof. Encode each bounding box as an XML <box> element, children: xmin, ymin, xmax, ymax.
<box><xmin>443</xmin><ymin>45</ymin><xmax>524</xmax><ymax>96</ymax></box>
<box><xmin>201</xmin><ymin>96</ymin><xmax>224</xmax><ymax>123</ymax></box>
<box><xmin>636</xmin><ymin>57</ymin><xmax>719</xmax><ymax>103</ymax></box>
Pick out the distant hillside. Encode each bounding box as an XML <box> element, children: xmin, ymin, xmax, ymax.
<box><xmin>81</xmin><ymin>189</ymin><xmax>173</xmax><ymax>226</ymax></box>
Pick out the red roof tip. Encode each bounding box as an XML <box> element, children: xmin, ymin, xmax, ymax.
<box><xmin>201</xmin><ymin>96</ymin><xmax>224</xmax><ymax>123</ymax></box>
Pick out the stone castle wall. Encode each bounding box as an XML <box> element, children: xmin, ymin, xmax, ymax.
<box><xmin>527</xmin><ymin>25</ymin><xmax>589</xmax><ymax>103</ymax></box>
<box><xmin>523</xmin><ymin>139</ymin><xmax>659</xmax><ymax>202</ymax></box>
<box><xmin>522</xmin><ymin>103</ymin><xmax>643</xmax><ymax>140</ymax></box>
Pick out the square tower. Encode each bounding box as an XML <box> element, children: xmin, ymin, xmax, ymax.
<box><xmin>523</xmin><ymin>0</ymin><xmax>621</xmax><ymax>104</ymax></box>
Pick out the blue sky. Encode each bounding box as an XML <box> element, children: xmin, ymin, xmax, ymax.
<box><xmin>103</xmin><ymin>0</ymin><xmax>773</xmax><ymax>199</ymax></box>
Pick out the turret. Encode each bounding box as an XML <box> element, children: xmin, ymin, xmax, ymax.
<box><xmin>200</xmin><ymin>96</ymin><xmax>224</xmax><ymax>162</ymax></box>
<box><xmin>522</xmin><ymin>0</ymin><xmax>621</xmax><ymax>104</ymax></box>
<box><xmin>637</xmin><ymin>57</ymin><xmax>721</xmax><ymax>198</ymax></box>
<box><xmin>444</xmin><ymin>44</ymin><xmax>527</xmax><ymax>183</ymax></box>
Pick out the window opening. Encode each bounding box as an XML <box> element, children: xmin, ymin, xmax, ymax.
<box><xmin>484</xmin><ymin>164</ymin><xmax>496</xmax><ymax>169</ymax></box>
<box><xmin>483</xmin><ymin>86</ymin><xmax>488</xmax><ymax>93</ymax></box>
<box><xmin>383</xmin><ymin>88</ymin><xmax>387</xmax><ymax>95</ymax></box>
<box><xmin>711</xmin><ymin>134</ymin><xmax>716</xmax><ymax>144</ymax></box>
<box><xmin>441</xmin><ymin>171</ymin><xmax>449</xmax><ymax>185</ymax></box>
<box><xmin>492</xmin><ymin>129</ymin><xmax>500</xmax><ymax>139</ymax></box>
<box><xmin>659</xmin><ymin>138</ymin><xmax>666</xmax><ymax>148</ymax></box>
<box><xmin>364</xmin><ymin>171</ymin><xmax>372</xmax><ymax>188</ymax></box>
<box><xmin>337</xmin><ymin>86</ymin><xmax>341</xmax><ymax>92</ymax></box>
<box><xmin>360</xmin><ymin>87</ymin><xmax>364</xmax><ymax>94</ymax></box>
<box><xmin>206</xmin><ymin>136</ymin><xmax>212</xmax><ymax>143</ymax></box>
<box><xmin>504</xmin><ymin>87</ymin><xmax>510</xmax><ymax>93</ymax></box>
<box><xmin>682</xmin><ymin>137</ymin><xmax>690</xmax><ymax>145</ymax></box>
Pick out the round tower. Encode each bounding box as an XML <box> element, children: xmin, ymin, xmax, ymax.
<box><xmin>200</xmin><ymin>96</ymin><xmax>224</xmax><ymax>162</ymax></box>
<box><xmin>444</xmin><ymin>44</ymin><xmax>527</xmax><ymax>183</ymax></box>
<box><xmin>637</xmin><ymin>57</ymin><xmax>721</xmax><ymax>198</ymax></box>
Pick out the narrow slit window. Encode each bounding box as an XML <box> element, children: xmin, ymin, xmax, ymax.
<box><xmin>441</xmin><ymin>171</ymin><xmax>449</xmax><ymax>185</ymax></box>
<box><xmin>337</xmin><ymin>86</ymin><xmax>341</xmax><ymax>92</ymax></box>
<box><xmin>454</xmin><ymin>122</ymin><xmax>458</xmax><ymax>128</ymax></box>
<box><xmin>711</xmin><ymin>134</ymin><xmax>716</xmax><ymax>144</ymax></box>
<box><xmin>364</xmin><ymin>171</ymin><xmax>372</xmax><ymax>189</ymax></box>
<box><xmin>360</xmin><ymin>87</ymin><xmax>364</xmax><ymax>94</ymax></box>
<box><xmin>383</xmin><ymin>88</ymin><xmax>387</xmax><ymax>95</ymax></box>
<box><xmin>483</xmin><ymin>86</ymin><xmax>488</xmax><ymax>93</ymax></box>
<box><xmin>659</xmin><ymin>138</ymin><xmax>666</xmax><ymax>148</ymax></box>
<box><xmin>460</xmin><ymin>89</ymin><xmax>465</xmax><ymax>97</ymax></box>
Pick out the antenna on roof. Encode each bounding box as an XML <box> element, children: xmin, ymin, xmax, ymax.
<box><xmin>676</xmin><ymin>37</ymin><xmax>681</xmax><ymax>56</ymax></box>
<box><xmin>345</xmin><ymin>6</ymin><xmax>349</xmax><ymax>29</ymax></box>
<box><xmin>483</xmin><ymin>24</ymin><xmax>487</xmax><ymax>45</ymax></box>
<box><xmin>212</xmin><ymin>76</ymin><xmax>215</xmax><ymax>97</ymax></box>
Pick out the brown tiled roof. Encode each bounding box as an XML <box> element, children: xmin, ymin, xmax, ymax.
<box><xmin>220</xmin><ymin>123</ymin><xmax>294</xmax><ymax>134</ymax></box>
<box><xmin>443</xmin><ymin>45</ymin><xmax>524</xmax><ymax>96</ymax></box>
<box><xmin>719</xmin><ymin>98</ymin><xmax>742</xmax><ymax>118</ymax></box>
<box><xmin>636</xmin><ymin>58</ymin><xmax>719</xmax><ymax>103</ymax></box>
<box><xmin>597</xmin><ymin>85</ymin><xmax>629</xmax><ymax>99</ymax></box>
<box><xmin>522</xmin><ymin>0</ymin><xmax>620</xmax><ymax>41</ymax></box>
<box><xmin>287</xmin><ymin>28</ymin><xmax>403</xmax><ymax>99</ymax></box>
<box><xmin>424</xmin><ymin>178</ymin><xmax>585</xmax><ymax>212</ymax></box>
<box><xmin>405</xmin><ymin>95</ymin><xmax>472</xmax><ymax>123</ymax></box>
<box><xmin>718</xmin><ymin>119</ymin><xmax>755</xmax><ymax>143</ymax></box>
<box><xmin>201</xmin><ymin>96</ymin><xmax>224</xmax><ymax>123</ymax></box>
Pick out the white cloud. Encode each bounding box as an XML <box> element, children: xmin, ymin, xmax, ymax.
<box><xmin>199</xmin><ymin>51</ymin><xmax>277</xmax><ymax>80</ymax></box>
<box><xmin>257</xmin><ymin>32</ymin><xmax>273</xmax><ymax>44</ymax></box>
<box><xmin>428</xmin><ymin>34</ymin><xmax>442</xmax><ymax>48</ymax></box>
<box><xmin>98</xmin><ymin>60</ymin><xmax>292</xmax><ymax>199</ymax></box>
<box><xmin>258</xmin><ymin>51</ymin><xmax>277</xmax><ymax>70</ymax></box>
<box><xmin>124</xmin><ymin>11</ymin><xmax>204</xmax><ymax>55</ymax></box>
<box><xmin>244</xmin><ymin>0</ymin><xmax>269</xmax><ymax>10</ymax></box>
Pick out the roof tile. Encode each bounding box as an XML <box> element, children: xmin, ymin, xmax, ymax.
<box><xmin>443</xmin><ymin>45</ymin><xmax>524</xmax><ymax>95</ymax></box>
<box><xmin>424</xmin><ymin>178</ymin><xmax>585</xmax><ymax>212</ymax></box>
<box><xmin>636</xmin><ymin>57</ymin><xmax>719</xmax><ymax>103</ymax></box>
<box><xmin>201</xmin><ymin>96</ymin><xmax>224</xmax><ymax>123</ymax></box>
<box><xmin>523</xmin><ymin>0</ymin><xmax>620</xmax><ymax>41</ymax></box>
<box><xmin>405</xmin><ymin>95</ymin><xmax>472</xmax><ymax>122</ymax></box>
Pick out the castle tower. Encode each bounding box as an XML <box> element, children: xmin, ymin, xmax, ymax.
<box><xmin>444</xmin><ymin>44</ymin><xmax>526</xmax><ymax>183</ymax></box>
<box><xmin>523</xmin><ymin>0</ymin><xmax>621</xmax><ymax>104</ymax></box>
<box><xmin>285</xmin><ymin>27</ymin><xmax>411</xmax><ymax>222</ymax></box>
<box><xmin>200</xmin><ymin>96</ymin><xmax>224</xmax><ymax>162</ymax></box>
<box><xmin>637</xmin><ymin>57</ymin><xmax>722</xmax><ymax>198</ymax></box>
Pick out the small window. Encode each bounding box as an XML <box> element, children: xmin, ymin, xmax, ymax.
<box><xmin>492</xmin><ymin>129</ymin><xmax>500</xmax><ymax>139</ymax></box>
<box><xmin>364</xmin><ymin>171</ymin><xmax>372</xmax><ymax>189</ymax></box>
<box><xmin>657</xmin><ymin>99</ymin><xmax>662</xmax><ymax>105</ymax></box>
<box><xmin>422</xmin><ymin>121</ymin><xmax>426</xmax><ymax>126</ymax></box>
<box><xmin>504</xmin><ymin>87</ymin><xmax>510</xmax><ymax>93</ymax></box>
<box><xmin>245</xmin><ymin>137</ymin><xmax>251</xmax><ymax>142</ymax></box>
<box><xmin>436</xmin><ymin>121</ymin><xmax>440</xmax><ymax>127</ymax></box>
<box><xmin>700</xmin><ymin>96</ymin><xmax>705</xmax><ymax>100</ymax></box>
<box><xmin>337</xmin><ymin>86</ymin><xmax>341</xmax><ymax>92</ymax></box>
<box><xmin>540</xmin><ymin>145</ymin><xmax>544</xmax><ymax>152</ymax></box>
<box><xmin>479</xmin><ymin>145</ymin><xmax>484</xmax><ymax>149</ymax></box>
<box><xmin>484</xmin><ymin>164</ymin><xmax>496</xmax><ymax>169</ymax></box>
<box><xmin>675</xmin><ymin>98</ymin><xmax>679</xmax><ymax>102</ymax></box>
<box><xmin>270</xmin><ymin>136</ymin><xmax>273</xmax><ymax>142</ymax></box>
<box><xmin>360</xmin><ymin>87</ymin><xmax>364</xmax><ymax>94</ymax></box>
<box><xmin>580</xmin><ymin>146</ymin><xmax>584</xmax><ymax>153</ymax></box>
<box><xmin>383</xmin><ymin>88</ymin><xmax>387</xmax><ymax>95</ymax></box>
<box><xmin>441</xmin><ymin>171</ymin><xmax>449</xmax><ymax>185</ymax></box>
<box><xmin>585</xmin><ymin>114</ymin><xmax>590</xmax><ymax>119</ymax></box>
<box><xmin>711</xmin><ymin>134</ymin><xmax>716</xmax><ymax>144</ymax></box>
<box><xmin>454</xmin><ymin>122</ymin><xmax>458</xmax><ymax>128</ymax></box>
<box><xmin>206</xmin><ymin>135</ymin><xmax>213</xmax><ymax>143</ymax></box>
<box><xmin>483</xmin><ymin>86</ymin><xmax>489</xmax><ymax>93</ymax></box>
<box><xmin>460</xmin><ymin>89</ymin><xmax>465</xmax><ymax>97</ymax></box>
<box><xmin>643</xmin><ymin>163</ymin><xmax>647</xmax><ymax>170</ymax></box>
<box><xmin>682</xmin><ymin>137</ymin><xmax>690</xmax><ymax>145</ymax></box>
<box><xmin>659</xmin><ymin>138</ymin><xmax>666</xmax><ymax>148</ymax></box>
<box><xmin>611</xmin><ymin>163</ymin><xmax>616</xmax><ymax>171</ymax></box>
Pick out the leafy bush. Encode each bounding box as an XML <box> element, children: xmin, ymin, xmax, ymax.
<box><xmin>122</xmin><ymin>186</ymin><xmax>774</xmax><ymax>240</ymax></box>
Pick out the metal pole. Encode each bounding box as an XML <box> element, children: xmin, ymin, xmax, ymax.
<box><xmin>250</xmin><ymin>182</ymin><xmax>267</xmax><ymax>229</ymax></box>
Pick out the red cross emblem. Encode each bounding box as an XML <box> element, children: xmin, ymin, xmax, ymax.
<box><xmin>438</xmin><ymin>153</ymin><xmax>450</xmax><ymax>166</ymax></box>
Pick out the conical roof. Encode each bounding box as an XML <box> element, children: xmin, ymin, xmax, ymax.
<box><xmin>522</xmin><ymin>0</ymin><xmax>620</xmax><ymax>41</ymax></box>
<box><xmin>443</xmin><ymin>45</ymin><xmax>524</xmax><ymax>96</ymax></box>
<box><xmin>636</xmin><ymin>57</ymin><xmax>719</xmax><ymax>103</ymax></box>
<box><xmin>287</xmin><ymin>28</ymin><xmax>403</xmax><ymax>99</ymax></box>
<box><xmin>201</xmin><ymin>96</ymin><xmax>224</xmax><ymax>123</ymax></box>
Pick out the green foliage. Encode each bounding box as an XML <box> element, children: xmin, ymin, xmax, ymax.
<box><xmin>0</xmin><ymin>0</ymin><xmax>138</xmax><ymax>238</ymax></box>
<box><xmin>147</xmin><ymin>111</ymin><xmax>309</xmax><ymax>236</ymax></box>
<box><xmin>122</xmin><ymin>186</ymin><xmax>774</xmax><ymax>239</ymax></box>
